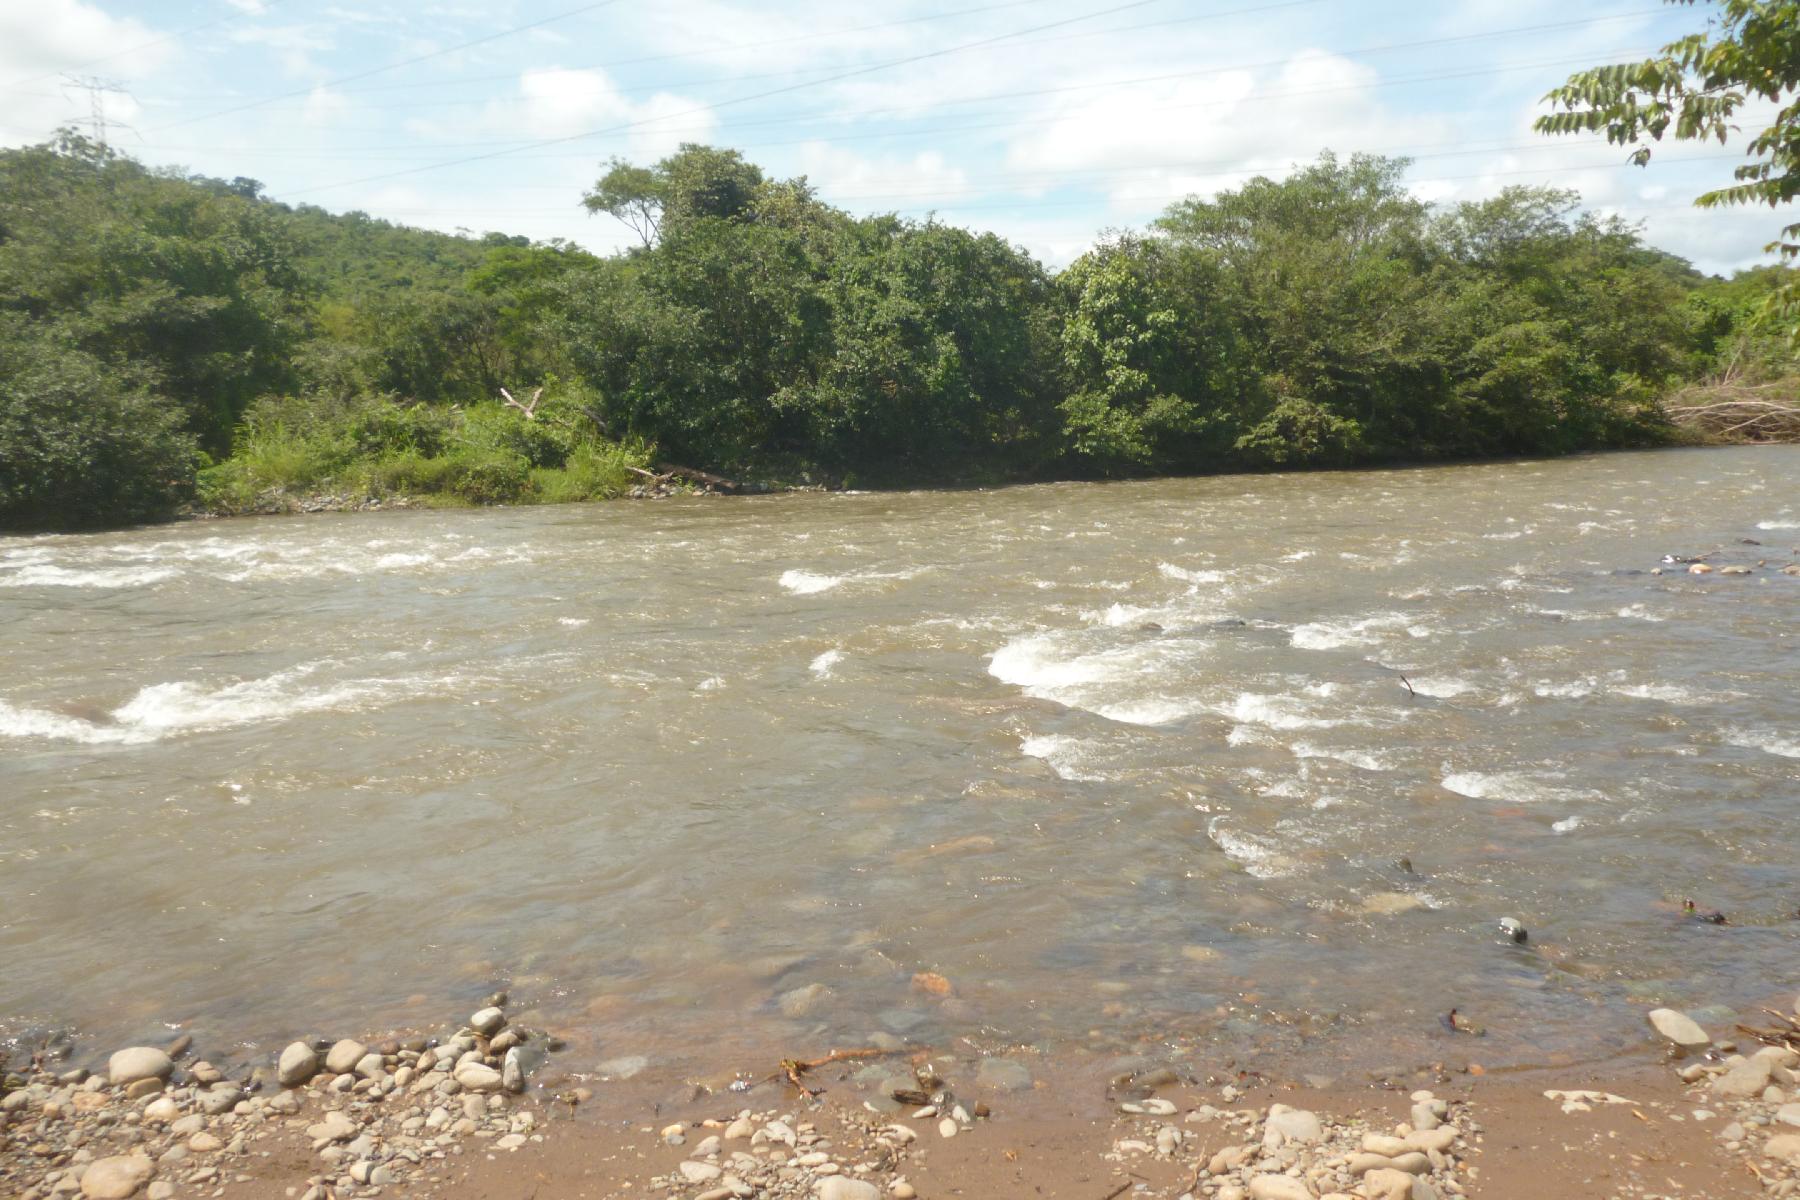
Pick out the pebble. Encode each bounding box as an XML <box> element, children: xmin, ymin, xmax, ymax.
<box><xmin>1713</xmin><ymin>1058</ymin><xmax>1774</xmax><ymax>1099</ymax></box>
<box><xmin>187</xmin><ymin>1132</ymin><xmax>222</xmax><ymax>1153</ymax></box>
<box><xmin>455</xmin><ymin>1064</ymin><xmax>504</xmax><ymax>1093</ymax></box>
<box><xmin>1776</xmin><ymin>1103</ymin><xmax>1800</xmax><ymax>1127</ymax></box>
<box><xmin>277</xmin><ymin>1042</ymin><xmax>319</xmax><ymax>1088</ymax></box>
<box><xmin>1247</xmin><ymin>1175</ymin><xmax>1313</xmax><ymax>1200</ymax></box>
<box><xmin>1266</xmin><ymin>1106</ymin><xmax>1324</xmax><ymax>1144</ymax></box>
<box><xmin>1766</xmin><ymin>1134</ymin><xmax>1800</xmax><ymax>1166</ymax></box>
<box><xmin>817</xmin><ymin>1179</ymin><xmax>880</xmax><ymax>1200</ymax></box>
<box><xmin>306</xmin><ymin>1110</ymin><xmax>357</xmax><ymax>1142</ymax></box>
<box><xmin>106</xmin><ymin>1049</ymin><xmax>172</xmax><ymax>1087</ymax></box>
<box><xmin>679</xmin><ymin>1161</ymin><xmax>723</xmax><ymax>1183</ymax></box>
<box><xmin>937</xmin><ymin>1117</ymin><xmax>958</xmax><ymax>1139</ymax></box>
<box><xmin>323</xmin><ymin>1040</ymin><xmax>366</xmax><ymax>1075</ymax></box>
<box><xmin>470</xmin><ymin>1007</ymin><xmax>506</xmax><ymax>1037</ymax></box>
<box><xmin>1363</xmin><ymin>1168</ymin><xmax>1427</xmax><ymax>1200</ymax></box>
<box><xmin>502</xmin><ymin>1047</ymin><xmax>526</xmax><ymax>1093</ymax></box>
<box><xmin>78</xmin><ymin>1156</ymin><xmax>154</xmax><ymax>1199</ymax></box>
<box><xmin>140</xmin><ymin>1098</ymin><xmax>179</xmax><ymax>1126</ymax></box>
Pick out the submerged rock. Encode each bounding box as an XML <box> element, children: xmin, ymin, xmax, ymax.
<box><xmin>1647</xmin><ymin>1008</ymin><xmax>1710</xmax><ymax>1050</ymax></box>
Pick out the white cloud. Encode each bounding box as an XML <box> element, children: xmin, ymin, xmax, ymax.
<box><xmin>226</xmin><ymin>23</ymin><xmax>336</xmax><ymax>79</ymax></box>
<box><xmin>796</xmin><ymin>142</ymin><xmax>968</xmax><ymax>206</ymax></box>
<box><xmin>301</xmin><ymin>86</ymin><xmax>354</xmax><ymax>127</ymax></box>
<box><xmin>0</xmin><ymin>0</ymin><xmax>166</xmax><ymax>145</ymax></box>
<box><xmin>451</xmin><ymin>67</ymin><xmax>717</xmax><ymax>160</ymax></box>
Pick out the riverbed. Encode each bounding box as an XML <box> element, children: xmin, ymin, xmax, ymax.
<box><xmin>2</xmin><ymin>446</ymin><xmax>1796</xmax><ymax>1072</ymax></box>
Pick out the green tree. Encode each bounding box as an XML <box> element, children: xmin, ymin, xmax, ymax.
<box><xmin>1535</xmin><ymin>0</ymin><xmax>1800</xmax><ymax>341</ymax></box>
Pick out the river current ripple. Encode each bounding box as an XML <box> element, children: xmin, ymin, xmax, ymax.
<box><xmin>2</xmin><ymin>447</ymin><xmax>1796</xmax><ymax>1070</ymax></box>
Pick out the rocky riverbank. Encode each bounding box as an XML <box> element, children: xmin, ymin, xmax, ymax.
<box><xmin>0</xmin><ymin>994</ymin><xmax>563</xmax><ymax>1200</ymax></box>
<box><xmin>6</xmin><ymin>989</ymin><xmax>1800</xmax><ymax>1200</ymax></box>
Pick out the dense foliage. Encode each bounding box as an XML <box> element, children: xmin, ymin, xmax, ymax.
<box><xmin>0</xmin><ymin>135</ymin><xmax>1789</xmax><ymax>530</ymax></box>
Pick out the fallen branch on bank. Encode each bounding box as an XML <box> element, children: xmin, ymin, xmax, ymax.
<box><xmin>773</xmin><ymin>1046</ymin><xmax>906</xmax><ymax>1095</ymax></box>
<box><xmin>1664</xmin><ymin>369</ymin><xmax>1800</xmax><ymax>441</ymax></box>
<box><xmin>656</xmin><ymin>462</ymin><xmax>747</xmax><ymax>493</ymax></box>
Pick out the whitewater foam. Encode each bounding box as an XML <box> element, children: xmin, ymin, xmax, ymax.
<box><xmin>781</xmin><ymin>570</ymin><xmax>844</xmax><ymax>595</ymax></box>
<box><xmin>0</xmin><ymin>564</ymin><xmax>178</xmax><ymax>589</ymax></box>
<box><xmin>1291</xmin><ymin>742</ymin><xmax>1392</xmax><ymax>771</ymax></box>
<box><xmin>0</xmin><ymin>661</ymin><xmax>450</xmax><ymax>747</ymax></box>
<box><xmin>1019</xmin><ymin>733</ymin><xmax>1109</xmax><ymax>781</ymax></box>
<box><xmin>1207</xmin><ymin>817</ymin><xmax>1296</xmax><ymax>878</ymax></box>
<box><xmin>1157</xmin><ymin>562</ymin><xmax>1225</xmax><ymax>584</ymax></box>
<box><xmin>1407</xmin><ymin>677</ymin><xmax>1475</xmax><ymax>699</ymax></box>
<box><xmin>1441</xmin><ymin>770</ymin><xmax>1601</xmax><ymax>804</ymax></box>
<box><xmin>1290</xmin><ymin>613</ymin><xmax>1431</xmax><ymax>651</ymax></box>
<box><xmin>779</xmin><ymin>566</ymin><xmax>927</xmax><ymax>595</ymax></box>
<box><xmin>1725</xmin><ymin>729</ymin><xmax>1800</xmax><ymax>759</ymax></box>
<box><xmin>1215</xmin><ymin>692</ymin><xmax>1345</xmax><ymax>731</ymax></box>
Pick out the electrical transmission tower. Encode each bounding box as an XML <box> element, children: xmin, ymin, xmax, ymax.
<box><xmin>60</xmin><ymin>75</ymin><xmax>132</xmax><ymax>151</ymax></box>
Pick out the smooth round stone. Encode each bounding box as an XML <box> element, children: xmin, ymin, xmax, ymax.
<box><xmin>80</xmin><ymin>1155</ymin><xmax>154</xmax><ymax>1199</ymax></box>
<box><xmin>937</xmin><ymin>1117</ymin><xmax>958</xmax><ymax>1139</ymax></box>
<box><xmin>1647</xmin><ymin>1008</ymin><xmax>1711</xmax><ymax>1050</ymax></box>
<box><xmin>470</xmin><ymin>1007</ymin><xmax>506</xmax><ymax>1037</ymax></box>
<box><xmin>1247</xmin><ymin>1176</ymin><xmax>1313</xmax><ymax>1200</ymax></box>
<box><xmin>1265</xmin><ymin>1105</ymin><xmax>1323</xmax><ymax>1143</ymax></box>
<box><xmin>141</xmin><ymin>1097</ymin><xmax>179</xmax><ymax>1125</ymax></box>
<box><xmin>679</xmin><ymin>1162</ymin><xmax>723</xmax><ymax>1183</ymax></box>
<box><xmin>107</xmin><ymin>1048</ymin><xmax>173</xmax><ymax>1087</ymax></box>
<box><xmin>323</xmin><ymin>1040</ymin><xmax>367</xmax><ymax>1075</ymax></box>
<box><xmin>816</xmin><ymin>1179</ymin><xmax>880</xmax><ymax>1200</ymax></box>
<box><xmin>277</xmin><ymin>1042</ymin><xmax>318</xmax><ymax>1087</ymax></box>
<box><xmin>455</xmin><ymin>1064</ymin><xmax>503</xmax><ymax>1093</ymax></box>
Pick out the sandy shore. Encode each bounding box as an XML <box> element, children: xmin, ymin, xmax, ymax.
<box><xmin>7</xmin><ymin>989</ymin><xmax>1800</xmax><ymax>1200</ymax></box>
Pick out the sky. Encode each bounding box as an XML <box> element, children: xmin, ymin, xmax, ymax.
<box><xmin>0</xmin><ymin>0</ymin><xmax>1787</xmax><ymax>273</ymax></box>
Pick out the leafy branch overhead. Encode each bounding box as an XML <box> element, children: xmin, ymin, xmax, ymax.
<box><xmin>1535</xmin><ymin>0</ymin><xmax>1800</xmax><ymax>338</ymax></box>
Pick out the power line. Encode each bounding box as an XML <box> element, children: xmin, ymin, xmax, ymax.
<box><xmin>121</xmin><ymin>43</ymin><xmax>1654</xmax><ymax>166</ymax></box>
<box><xmin>149</xmin><ymin>0</ymin><xmax>631</xmax><ymax>132</ymax></box>
<box><xmin>182</xmin><ymin>5</ymin><xmax>1672</xmax><ymax>204</ymax></box>
<box><xmin>274</xmin><ymin>0</ymin><xmax>1296</xmax><ymax>199</ymax></box>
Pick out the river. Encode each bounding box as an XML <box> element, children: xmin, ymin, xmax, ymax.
<box><xmin>2</xmin><ymin>446</ymin><xmax>1797</xmax><ymax>1074</ymax></box>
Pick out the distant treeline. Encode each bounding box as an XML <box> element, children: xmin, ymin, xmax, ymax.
<box><xmin>0</xmin><ymin>134</ymin><xmax>1791</xmax><ymax>530</ymax></box>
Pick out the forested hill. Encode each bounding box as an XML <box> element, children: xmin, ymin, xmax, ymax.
<box><xmin>0</xmin><ymin>134</ymin><xmax>1791</xmax><ymax>531</ymax></box>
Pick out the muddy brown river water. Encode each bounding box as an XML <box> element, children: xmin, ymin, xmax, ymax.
<box><xmin>2</xmin><ymin>446</ymin><xmax>1797</xmax><ymax>1074</ymax></box>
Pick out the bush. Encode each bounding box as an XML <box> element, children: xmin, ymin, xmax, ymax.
<box><xmin>0</xmin><ymin>323</ymin><xmax>198</xmax><ymax>529</ymax></box>
<box><xmin>196</xmin><ymin>388</ymin><xmax>647</xmax><ymax>512</ymax></box>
